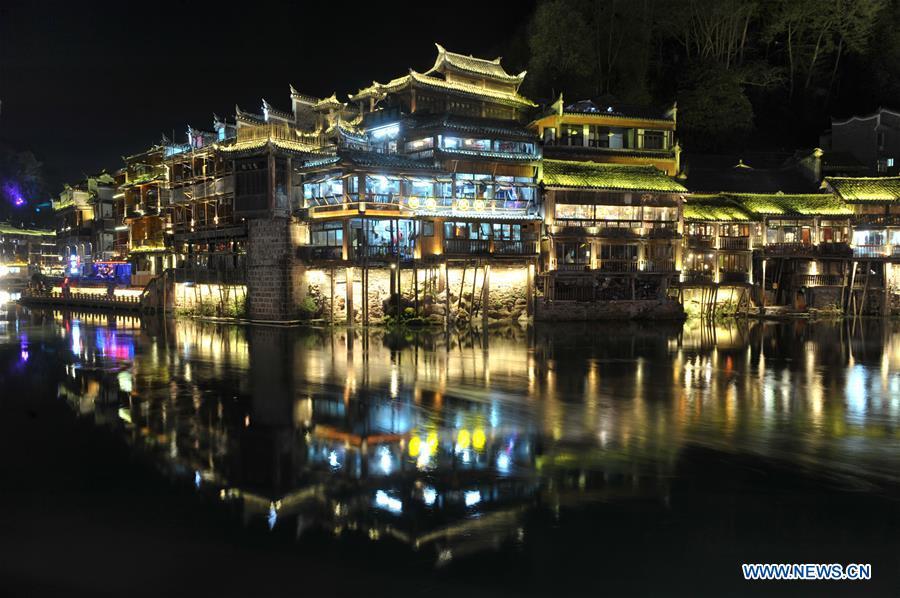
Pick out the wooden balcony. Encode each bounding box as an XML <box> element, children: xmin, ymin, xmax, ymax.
<box><xmin>296</xmin><ymin>245</ymin><xmax>343</xmax><ymax>261</ymax></box>
<box><xmin>718</xmin><ymin>236</ymin><xmax>750</xmax><ymax>251</ymax></box>
<box><xmin>687</xmin><ymin>236</ymin><xmax>715</xmax><ymax>250</ymax></box>
<box><xmin>719</xmin><ymin>271</ymin><xmax>750</xmax><ymax>284</ymax></box>
<box><xmin>793</xmin><ymin>273</ymin><xmax>844</xmax><ymax>287</ymax></box>
<box><xmin>442</xmin><ymin>239</ymin><xmax>537</xmax><ymax>256</ymax></box>
<box><xmin>682</xmin><ymin>271</ymin><xmax>715</xmax><ymax>284</ymax></box>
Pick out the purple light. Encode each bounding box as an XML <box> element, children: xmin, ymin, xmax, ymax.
<box><xmin>3</xmin><ymin>181</ymin><xmax>27</xmax><ymax>208</ymax></box>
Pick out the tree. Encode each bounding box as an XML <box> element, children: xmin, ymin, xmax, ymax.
<box><xmin>676</xmin><ymin>63</ymin><xmax>754</xmax><ymax>151</ymax></box>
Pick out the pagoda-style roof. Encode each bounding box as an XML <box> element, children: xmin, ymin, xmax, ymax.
<box><xmin>425</xmin><ymin>43</ymin><xmax>525</xmax><ymax>86</ymax></box>
<box><xmin>350</xmin><ymin>71</ymin><xmax>536</xmax><ymax>109</ymax></box>
<box><xmin>262</xmin><ymin>99</ymin><xmax>294</xmax><ymax>122</ymax></box>
<box><xmin>704</xmin><ymin>193</ymin><xmax>852</xmax><ymax>217</ymax></box>
<box><xmin>314</xmin><ymin>93</ymin><xmax>345</xmax><ymax>111</ymax></box>
<box><xmin>542</xmin><ymin>95</ymin><xmax>676</xmax><ymax>123</ymax></box>
<box><xmin>235</xmin><ymin>105</ymin><xmax>266</xmax><ymax>125</ymax></box>
<box><xmin>825</xmin><ymin>176</ymin><xmax>900</xmax><ymax>202</ymax></box>
<box><xmin>541</xmin><ymin>159</ymin><xmax>686</xmax><ymax>193</ymax></box>
<box><xmin>289</xmin><ymin>85</ymin><xmax>320</xmax><ymax>105</ymax></box>
<box><xmin>406</xmin><ymin>113</ymin><xmax>536</xmax><ymax>140</ymax></box>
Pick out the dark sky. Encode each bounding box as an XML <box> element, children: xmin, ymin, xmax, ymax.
<box><xmin>0</xmin><ymin>1</ymin><xmax>535</xmax><ymax>193</ymax></box>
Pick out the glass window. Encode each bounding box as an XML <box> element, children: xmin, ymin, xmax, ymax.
<box><xmin>555</xmin><ymin>204</ymin><xmax>593</xmax><ymax>220</ymax></box>
<box><xmin>562</xmin><ymin>124</ymin><xmax>583</xmax><ymax>147</ymax></box>
<box><xmin>556</xmin><ymin>242</ymin><xmax>591</xmax><ymax>264</ymax></box>
<box><xmin>422</xmin><ymin>221</ymin><xmax>434</xmax><ymax>236</ymax></box>
<box><xmin>643</xmin><ymin>131</ymin><xmax>665</xmax><ymax>150</ymax></box>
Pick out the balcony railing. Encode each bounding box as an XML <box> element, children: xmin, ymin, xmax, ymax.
<box><xmin>818</xmin><ymin>242</ymin><xmax>852</xmax><ymax>257</ymax></box>
<box><xmin>682</xmin><ymin>271</ymin><xmax>715</xmax><ymax>284</ymax></box>
<box><xmin>687</xmin><ymin>236</ymin><xmax>715</xmax><ymax>249</ymax></box>
<box><xmin>296</xmin><ymin>245</ymin><xmax>343</xmax><ymax>261</ymax></box>
<box><xmin>793</xmin><ymin>273</ymin><xmax>844</xmax><ymax>287</ymax></box>
<box><xmin>555</xmin><ymin>263</ymin><xmax>591</xmax><ymax>272</ymax></box>
<box><xmin>764</xmin><ymin>242</ymin><xmax>814</xmax><ymax>256</ymax></box>
<box><xmin>598</xmin><ymin>260</ymin><xmax>640</xmax><ymax>273</ymax></box>
<box><xmin>442</xmin><ymin>239</ymin><xmax>537</xmax><ymax>256</ymax></box>
<box><xmin>853</xmin><ymin>244</ymin><xmax>888</xmax><ymax>258</ymax></box>
<box><xmin>718</xmin><ymin>236</ymin><xmax>750</xmax><ymax>251</ymax></box>
<box><xmin>356</xmin><ymin>245</ymin><xmax>414</xmax><ymax>261</ymax></box>
<box><xmin>642</xmin><ymin>259</ymin><xmax>676</xmax><ymax>272</ymax></box>
<box><xmin>719</xmin><ymin>271</ymin><xmax>750</xmax><ymax>284</ymax></box>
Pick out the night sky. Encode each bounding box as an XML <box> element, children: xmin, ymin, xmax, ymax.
<box><xmin>0</xmin><ymin>1</ymin><xmax>534</xmax><ymax>192</ymax></box>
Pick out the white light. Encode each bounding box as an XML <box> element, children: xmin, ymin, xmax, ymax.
<box><xmin>194</xmin><ymin>471</ymin><xmax>201</xmax><ymax>488</ymax></box>
<box><xmin>375</xmin><ymin>490</ymin><xmax>403</xmax><ymax>514</ymax></box>
<box><xmin>496</xmin><ymin>452</ymin><xmax>511</xmax><ymax>473</ymax></box>
<box><xmin>328</xmin><ymin>450</ymin><xmax>340</xmax><ymax>469</ymax></box>
<box><xmin>423</xmin><ymin>486</ymin><xmax>437</xmax><ymax>506</ymax></box>
<box><xmin>267</xmin><ymin>503</ymin><xmax>277</xmax><ymax>529</ymax></box>
<box><xmin>464</xmin><ymin>490</ymin><xmax>481</xmax><ymax>507</ymax></box>
<box><xmin>379</xmin><ymin>447</ymin><xmax>392</xmax><ymax>474</ymax></box>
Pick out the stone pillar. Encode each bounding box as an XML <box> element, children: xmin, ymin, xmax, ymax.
<box><xmin>482</xmin><ymin>264</ymin><xmax>490</xmax><ymax>328</ymax></box>
<box><xmin>246</xmin><ymin>217</ymin><xmax>301</xmax><ymax>322</ymax></box>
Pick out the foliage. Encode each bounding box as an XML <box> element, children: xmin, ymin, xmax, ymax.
<box><xmin>676</xmin><ymin>64</ymin><xmax>754</xmax><ymax>151</ymax></box>
<box><xmin>520</xmin><ymin>0</ymin><xmax>889</xmax><ymax>149</ymax></box>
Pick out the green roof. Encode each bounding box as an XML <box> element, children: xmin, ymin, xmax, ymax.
<box><xmin>541</xmin><ymin>159</ymin><xmax>686</xmax><ymax>193</ymax></box>
<box><xmin>826</xmin><ymin>176</ymin><xmax>900</xmax><ymax>202</ymax></box>
<box><xmin>0</xmin><ymin>223</ymin><xmax>55</xmax><ymax>237</ymax></box>
<box><xmin>728</xmin><ymin>193</ymin><xmax>852</xmax><ymax>216</ymax></box>
<box><xmin>684</xmin><ymin>197</ymin><xmax>754</xmax><ymax>221</ymax></box>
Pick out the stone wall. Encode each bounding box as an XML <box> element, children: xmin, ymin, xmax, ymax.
<box><xmin>298</xmin><ymin>263</ymin><xmax>531</xmax><ymax>326</ymax></box>
<box><xmin>535</xmin><ymin>299</ymin><xmax>685</xmax><ymax>321</ymax></box>
<box><xmin>246</xmin><ymin>218</ymin><xmax>303</xmax><ymax>321</ymax></box>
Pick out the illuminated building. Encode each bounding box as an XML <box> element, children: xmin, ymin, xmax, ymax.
<box><xmin>53</xmin><ymin>171</ymin><xmax>118</xmax><ymax>275</ymax></box>
<box><xmin>530</xmin><ymin>95</ymin><xmax>680</xmax><ymax>176</ymax></box>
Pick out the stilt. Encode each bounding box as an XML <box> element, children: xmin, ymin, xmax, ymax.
<box><xmin>482</xmin><ymin>263</ymin><xmax>490</xmax><ymax>329</ymax></box>
<box><xmin>345</xmin><ymin>266</ymin><xmax>354</xmax><ymax>326</ymax></box>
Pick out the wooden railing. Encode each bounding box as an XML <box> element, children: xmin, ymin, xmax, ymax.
<box><xmin>687</xmin><ymin>236</ymin><xmax>715</xmax><ymax>249</ymax></box>
<box><xmin>718</xmin><ymin>236</ymin><xmax>750</xmax><ymax>250</ymax></box>
<box><xmin>598</xmin><ymin>260</ymin><xmax>640</xmax><ymax>273</ymax></box>
<box><xmin>719</xmin><ymin>271</ymin><xmax>750</xmax><ymax>284</ymax></box>
<box><xmin>793</xmin><ymin>273</ymin><xmax>844</xmax><ymax>287</ymax></box>
<box><xmin>442</xmin><ymin>239</ymin><xmax>537</xmax><ymax>256</ymax></box>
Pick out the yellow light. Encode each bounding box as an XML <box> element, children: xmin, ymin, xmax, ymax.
<box><xmin>473</xmin><ymin>199</ymin><xmax>485</xmax><ymax>211</ymax></box>
<box><xmin>426</xmin><ymin>431</ymin><xmax>438</xmax><ymax>447</ymax></box>
<box><xmin>408</xmin><ymin>197</ymin><xmax>420</xmax><ymax>209</ymax></box>
<box><xmin>426</xmin><ymin>198</ymin><xmax>437</xmax><ymax>209</ymax></box>
<box><xmin>458</xmin><ymin>199</ymin><xmax>470</xmax><ymax>211</ymax></box>
<box><xmin>472</xmin><ymin>428</ymin><xmax>486</xmax><ymax>451</ymax></box>
<box><xmin>408</xmin><ymin>435</ymin><xmax>421</xmax><ymax>457</ymax></box>
<box><xmin>456</xmin><ymin>429</ymin><xmax>471</xmax><ymax>449</ymax></box>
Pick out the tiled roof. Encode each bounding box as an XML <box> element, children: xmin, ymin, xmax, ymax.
<box><xmin>726</xmin><ymin>193</ymin><xmax>851</xmax><ymax>217</ymax></box>
<box><xmin>426</xmin><ymin>44</ymin><xmax>524</xmax><ymax>84</ymax></box>
<box><xmin>437</xmin><ymin>148</ymin><xmax>538</xmax><ymax>162</ymax></box>
<box><xmin>541</xmin><ymin>159</ymin><xmax>687</xmax><ymax>193</ymax></box>
<box><xmin>683</xmin><ymin>197</ymin><xmax>754</xmax><ymax>221</ymax></box>
<box><xmin>351</xmin><ymin>71</ymin><xmax>536</xmax><ymax>108</ymax></box>
<box><xmin>0</xmin><ymin>224</ymin><xmax>55</xmax><ymax>237</ymax></box>
<box><xmin>340</xmin><ymin>150</ymin><xmax>439</xmax><ymax>172</ymax></box>
<box><xmin>825</xmin><ymin>176</ymin><xmax>900</xmax><ymax>202</ymax></box>
<box><xmin>406</xmin><ymin>114</ymin><xmax>535</xmax><ymax>140</ymax></box>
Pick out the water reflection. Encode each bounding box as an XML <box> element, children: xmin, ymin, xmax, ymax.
<box><xmin>5</xmin><ymin>309</ymin><xmax>900</xmax><ymax>566</ymax></box>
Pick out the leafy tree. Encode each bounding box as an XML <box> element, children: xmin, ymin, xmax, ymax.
<box><xmin>676</xmin><ymin>63</ymin><xmax>754</xmax><ymax>151</ymax></box>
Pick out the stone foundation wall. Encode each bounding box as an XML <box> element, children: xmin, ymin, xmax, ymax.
<box><xmin>247</xmin><ymin>218</ymin><xmax>302</xmax><ymax>321</ymax></box>
<box><xmin>299</xmin><ymin>263</ymin><xmax>531</xmax><ymax>325</ymax></box>
<box><xmin>535</xmin><ymin>299</ymin><xmax>685</xmax><ymax>321</ymax></box>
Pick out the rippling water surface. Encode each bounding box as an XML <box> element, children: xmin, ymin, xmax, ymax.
<box><xmin>2</xmin><ymin>304</ymin><xmax>899</xmax><ymax>595</ymax></box>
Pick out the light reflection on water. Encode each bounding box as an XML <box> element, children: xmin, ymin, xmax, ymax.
<box><xmin>4</xmin><ymin>309</ymin><xmax>900</xmax><ymax>565</ymax></box>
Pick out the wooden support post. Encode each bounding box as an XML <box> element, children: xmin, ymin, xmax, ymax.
<box><xmin>482</xmin><ymin>263</ymin><xmax>490</xmax><ymax>329</ymax></box>
<box><xmin>330</xmin><ymin>267</ymin><xmax>335</xmax><ymax>323</ymax></box>
<box><xmin>526</xmin><ymin>261</ymin><xmax>534</xmax><ymax>317</ymax></box>
<box><xmin>443</xmin><ymin>261</ymin><xmax>450</xmax><ymax>329</ymax></box>
<box><xmin>346</xmin><ymin>266</ymin><xmax>354</xmax><ymax>326</ymax></box>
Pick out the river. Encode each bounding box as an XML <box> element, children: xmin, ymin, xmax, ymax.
<box><xmin>1</xmin><ymin>302</ymin><xmax>898</xmax><ymax>596</ymax></box>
